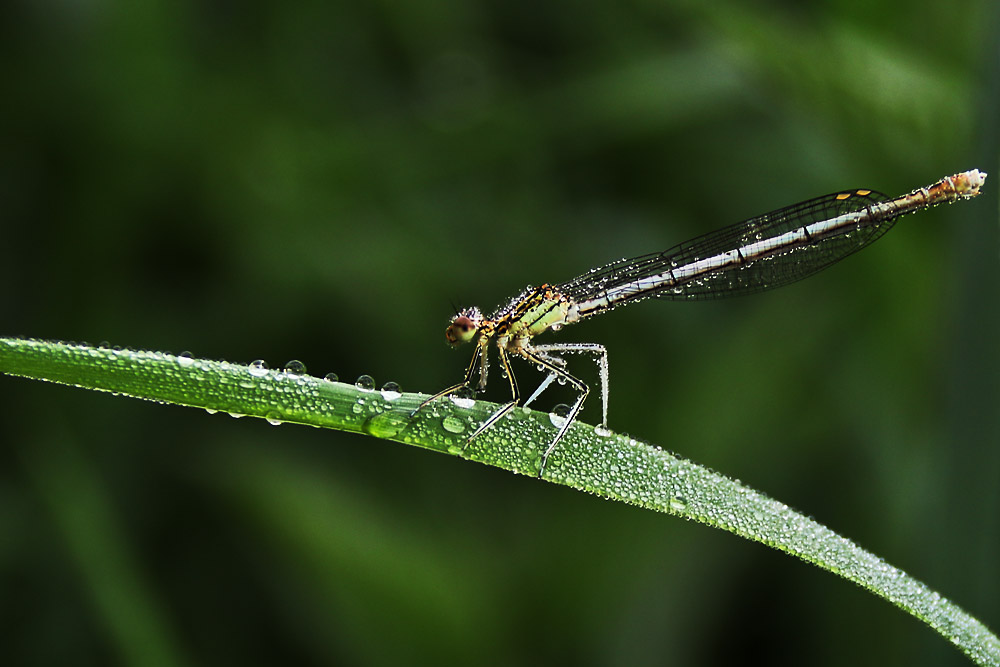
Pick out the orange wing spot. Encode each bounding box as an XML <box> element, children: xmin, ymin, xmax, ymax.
<box><xmin>856</xmin><ymin>189</ymin><xmax>871</xmax><ymax>196</ymax></box>
<box><xmin>836</xmin><ymin>193</ymin><xmax>851</xmax><ymax>200</ymax></box>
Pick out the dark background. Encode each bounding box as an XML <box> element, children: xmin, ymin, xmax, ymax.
<box><xmin>1</xmin><ymin>1</ymin><xmax>997</xmax><ymax>665</ymax></box>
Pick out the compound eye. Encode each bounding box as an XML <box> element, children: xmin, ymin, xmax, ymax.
<box><xmin>445</xmin><ymin>315</ymin><xmax>478</xmax><ymax>346</ymax></box>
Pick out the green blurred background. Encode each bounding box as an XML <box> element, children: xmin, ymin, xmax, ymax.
<box><xmin>1</xmin><ymin>0</ymin><xmax>997</xmax><ymax>665</ymax></box>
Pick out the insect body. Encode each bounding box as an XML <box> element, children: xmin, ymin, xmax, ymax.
<box><xmin>418</xmin><ymin>170</ymin><xmax>987</xmax><ymax>476</ymax></box>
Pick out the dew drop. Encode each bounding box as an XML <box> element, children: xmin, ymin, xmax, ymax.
<box><xmin>442</xmin><ymin>415</ymin><xmax>466</xmax><ymax>434</ymax></box>
<box><xmin>548</xmin><ymin>412</ymin><xmax>569</xmax><ymax>428</ymax></box>
<box><xmin>505</xmin><ymin>407</ymin><xmax>527</xmax><ymax>422</ymax></box>
<box><xmin>364</xmin><ymin>411</ymin><xmax>409</xmax><ymax>438</ymax></box>
<box><xmin>324</xmin><ymin>372</ymin><xmax>339</xmax><ymax>382</ymax></box>
<box><xmin>248</xmin><ymin>359</ymin><xmax>269</xmax><ymax>377</ymax></box>
<box><xmin>284</xmin><ymin>359</ymin><xmax>307</xmax><ymax>375</ymax></box>
<box><xmin>594</xmin><ymin>424</ymin><xmax>611</xmax><ymax>437</ymax></box>
<box><xmin>380</xmin><ymin>381</ymin><xmax>402</xmax><ymax>401</ymax></box>
<box><xmin>669</xmin><ymin>496</ymin><xmax>688</xmax><ymax>512</ymax></box>
<box><xmin>177</xmin><ymin>351</ymin><xmax>195</xmax><ymax>368</ymax></box>
<box><xmin>355</xmin><ymin>374</ymin><xmax>375</xmax><ymax>391</ymax></box>
<box><xmin>265</xmin><ymin>411</ymin><xmax>283</xmax><ymax>425</ymax></box>
<box><xmin>449</xmin><ymin>395</ymin><xmax>475</xmax><ymax>410</ymax></box>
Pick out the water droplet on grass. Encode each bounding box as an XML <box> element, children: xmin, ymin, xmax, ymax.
<box><xmin>364</xmin><ymin>411</ymin><xmax>409</xmax><ymax>438</ymax></box>
<box><xmin>449</xmin><ymin>395</ymin><xmax>475</xmax><ymax>410</ymax></box>
<box><xmin>442</xmin><ymin>415</ymin><xmax>466</xmax><ymax>434</ymax></box>
<box><xmin>548</xmin><ymin>404</ymin><xmax>570</xmax><ymax>427</ymax></box>
<box><xmin>248</xmin><ymin>360</ymin><xmax>269</xmax><ymax>377</ymax></box>
<box><xmin>355</xmin><ymin>375</ymin><xmax>375</xmax><ymax>391</ymax></box>
<box><xmin>284</xmin><ymin>359</ymin><xmax>307</xmax><ymax>375</ymax></box>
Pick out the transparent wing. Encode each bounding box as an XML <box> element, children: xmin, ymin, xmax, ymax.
<box><xmin>558</xmin><ymin>189</ymin><xmax>894</xmax><ymax>307</ymax></box>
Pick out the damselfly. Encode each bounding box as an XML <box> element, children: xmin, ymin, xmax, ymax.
<box><xmin>418</xmin><ymin>169</ymin><xmax>987</xmax><ymax>474</ymax></box>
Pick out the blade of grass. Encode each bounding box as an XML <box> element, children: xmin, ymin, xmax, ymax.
<box><xmin>1</xmin><ymin>336</ymin><xmax>997</xmax><ymax>666</ymax></box>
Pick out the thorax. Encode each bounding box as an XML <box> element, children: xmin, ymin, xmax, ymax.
<box><xmin>491</xmin><ymin>284</ymin><xmax>574</xmax><ymax>351</ymax></box>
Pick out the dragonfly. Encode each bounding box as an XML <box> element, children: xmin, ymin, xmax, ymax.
<box><xmin>417</xmin><ymin>169</ymin><xmax>987</xmax><ymax>475</ymax></box>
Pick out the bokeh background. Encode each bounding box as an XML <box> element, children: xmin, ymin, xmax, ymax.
<box><xmin>1</xmin><ymin>1</ymin><xmax>997</xmax><ymax>665</ymax></box>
